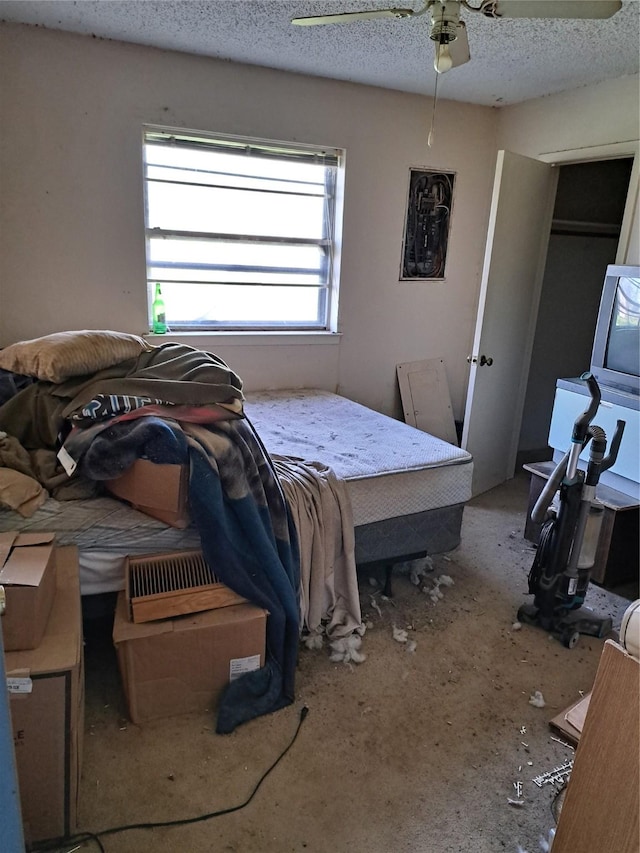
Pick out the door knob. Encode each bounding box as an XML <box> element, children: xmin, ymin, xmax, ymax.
<box><xmin>467</xmin><ymin>354</ymin><xmax>494</xmax><ymax>366</ymax></box>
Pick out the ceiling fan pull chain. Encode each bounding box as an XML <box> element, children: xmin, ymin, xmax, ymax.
<box><xmin>428</xmin><ymin>69</ymin><xmax>440</xmax><ymax>147</ymax></box>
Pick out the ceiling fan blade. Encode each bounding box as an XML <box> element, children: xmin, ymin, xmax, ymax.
<box><xmin>482</xmin><ymin>0</ymin><xmax>622</xmax><ymax>19</ymax></box>
<box><xmin>450</xmin><ymin>20</ymin><xmax>470</xmax><ymax>67</ymax></box>
<box><xmin>291</xmin><ymin>8</ymin><xmax>414</xmax><ymax>26</ymax></box>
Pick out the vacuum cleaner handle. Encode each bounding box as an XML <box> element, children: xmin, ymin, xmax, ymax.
<box><xmin>566</xmin><ymin>372</ymin><xmax>601</xmax><ymax>481</ymax></box>
<box><xmin>531</xmin><ymin>452</ymin><xmax>568</xmax><ymax>525</ymax></box>
<box><xmin>531</xmin><ymin>372</ymin><xmax>602</xmax><ymax>525</ymax></box>
<box><xmin>572</xmin><ymin>372</ymin><xmax>601</xmax><ymax>444</ymax></box>
<box><xmin>600</xmin><ymin>419</ymin><xmax>626</xmax><ymax>475</ymax></box>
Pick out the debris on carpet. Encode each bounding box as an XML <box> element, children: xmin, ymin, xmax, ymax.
<box><xmin>369</xmin><ymin>595</ymin><xmax>383</xmax><ymax>618</ymax></box>
<box><xmin>329</xmin><ymin>634</ymin><xmax>367</xmax><ymax>664</ymax></box>
<box><xmin>529</xmin><ymin>690</ymin><xmax>546</xmax><ymax>708</ymax></box>
<box><xmin>303</xmin><ymin>631</ymin><xmax>324</xmax><ymax>651</ymax></box>
<box><xmin>392</xmin><ymin>625</ymin><xmax>410</xmax><ymax>643</ymax></box>
<box><xmin>424</xmin><ymin>573</ymin><xmax>455</xmax><ymax>603</ymax></box>
<box><xmin>516</xmin><ymin>827</ymin><xmax>556</xmax><ymax>852</ymax></box>
<box><xmin>395</xmin><ymin>555</ymin><xmax>435</xmax><ymax>585</ymax></box>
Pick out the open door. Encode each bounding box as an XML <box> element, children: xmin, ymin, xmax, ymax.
<box><xmin>462</xmin><ymin>150</ymin><xmax>557</xmax><ymax>496</ymax></box>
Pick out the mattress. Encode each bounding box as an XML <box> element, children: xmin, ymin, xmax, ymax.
<box><xmin>245</xmin><ymin>389</ymin><xmax>473</xmax><ymax>527</ymax></box>
<box><xmin>0</xmin><ymin>495</ymin><xmax>201</xmax><ymax>595</ymax></box>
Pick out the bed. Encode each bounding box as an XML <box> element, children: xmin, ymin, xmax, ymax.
<box><xmin>245</xmin><ymin>388</ymin><xmax>473</xmax><ymax>571</ymax></box>
<box><xmin>0</xmin><ymin>386</ymin><xmax>473</xmax><ymax>595</ymax></box>
<box><xmin>0</xmin><ymin>332</ymin><xmax>472</xmax><ymax>730</ymax></box>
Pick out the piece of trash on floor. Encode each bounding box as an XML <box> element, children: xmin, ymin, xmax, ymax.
<box><xmin>425</xmin><ymin>584</ymin><xmax>444</xmax><ymax>602</ymax></box>
<box><xmin>369</xmin><ymin>596</ymin><xmax>383</xmax><ymax>618</ymax></box>
<box><xmin>303</xmin><ymin>632</ymin><xmax>324</xmax><ymax>651</ymax></box>
<box><xmin>532</xmin><ymin>759</ymin><xmax>573</xmax><ymax>788</ymax></box>
<box><xmin>550</xmin><ymin>736</ymin><xmax>574</xmax><ymax>751</ymax></box>
<box><xmin>512</xmin><ymin>621</ymin><xmax>522</xmax><ymax>631</ymax></box>
<box><xmin>508</xmin><ymin>798</ymin><xmax>525</xmax><ymax>807</ymax></box>
<box><xmin>517</xmin><ymin>828</ymin><xmax>556</xmax><ymax>853</ymax></box>
<box><xmin>423</xmin><ymin>573</ymin><xmax>455</xmax><ymax>604</ymax></box>
<box><xmin>396</xmin><ymin>555</ymin><xmax>434</xmax><ymax>585</ymax></box>
<box><xmin>410</xmin><ymin>558</ymin><xmax>434</xmax><ymax>585</ymax></box>
<box><xmin>329</xmin><ymin>635</ymin><xmax>367</xmax><ymax>664</ymax></box>
<box><xmin>392</xmin><ymin>625</ymin><xmax>409</xmax><ymax>643</ymax></box>
<box><xmin>529</xmin><ymin>690</ymin><xmax>546</xmax><ymax>708</ymax></box>
<box><xmin>539</xmin><ymin>828</ymin><xmax>555</xmax><ymax>852</ymax></box>
<box><xmin>406</xmin><ymin>639</ymin><xmax>417</xmax><ymax>653</ymax></box>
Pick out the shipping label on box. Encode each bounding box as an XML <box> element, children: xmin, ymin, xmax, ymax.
<box><xmin>0</xmin><ymin>531</ymin><xmax>57</xmax><ymax>651</ymax></box>
<box><xmin>229</xmin><ymin>654</ymin><xmax>261</xmax><ymax>681</ymax></box>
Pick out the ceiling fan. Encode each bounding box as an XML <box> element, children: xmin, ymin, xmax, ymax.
<box><xmin>292</xmin><ymin>0</ymin><xmax>623</xmax><ymax>75</ymax></box>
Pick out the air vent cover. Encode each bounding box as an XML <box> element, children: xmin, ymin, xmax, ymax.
<box><xmin>125</xmin><ymin>550</ymin><xmax>246</xmax><ymax>623</ymax></box>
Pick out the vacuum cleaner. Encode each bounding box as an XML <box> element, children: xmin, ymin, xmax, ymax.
<box><xmin>518</xmin><ymin>371</ymin><xmax>626</xmax><ymax>648</ymax></box>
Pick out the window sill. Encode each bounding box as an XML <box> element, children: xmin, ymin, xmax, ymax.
<box><xmin>144</xmin><ymin>330</ymin><xmax>342</xmax><ymax>347</ymax></box>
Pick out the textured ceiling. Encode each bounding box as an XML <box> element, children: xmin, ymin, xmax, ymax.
<box><xmin>1</xmin><ymin>0</ymin><xmax>639</xmax><ymax>105</ymax></box>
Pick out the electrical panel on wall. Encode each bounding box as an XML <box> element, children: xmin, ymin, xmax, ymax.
<box><xmin>400</xmin><ymin>169</ymin><xmax>455</xmax><ymax>280</ymax></box>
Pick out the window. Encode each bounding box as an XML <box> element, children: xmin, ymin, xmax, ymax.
<box><xmin>142</xmin><ymin>128</ymin><xmax>343</xmax><ymax>332</ymax></box>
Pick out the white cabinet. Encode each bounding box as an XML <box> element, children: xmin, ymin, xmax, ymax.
<box><xmin>548</xmin><ymin>378</ymin><xmax>640</xmax><ymax>500</ymax></box>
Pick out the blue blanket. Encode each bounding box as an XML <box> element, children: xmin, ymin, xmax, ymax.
<box><xmin>79</xmin><ymin>416</ymin><xmax>300</xmax><ymax>733</ymax></box>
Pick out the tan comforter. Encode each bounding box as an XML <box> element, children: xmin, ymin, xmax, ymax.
<box><xmin>273</xmin><ymin>455</ymin><xmax>363</xmax><ymax>640</ymax></box>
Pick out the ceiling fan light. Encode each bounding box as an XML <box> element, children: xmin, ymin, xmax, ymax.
<box><xmin>434</xmin><ymin>43</ymin><xmax>453</xmax><ymax>73</ymax></box>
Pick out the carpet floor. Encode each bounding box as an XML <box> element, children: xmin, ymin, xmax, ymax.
<box><xmin>62</xmin><ymin>472</ymin><xmax>634</xmax><ymax>853</ymax></box>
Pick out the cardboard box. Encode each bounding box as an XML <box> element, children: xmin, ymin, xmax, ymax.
<box><xmin>105</xmin><ymin>458</ymin><xmax>189</xmax><ymax>528</ymax></box>
<box><xmin>112</xmin><ymin>592</ymin><xmax>267</xmax><ymax>723</ymax></box>
<box><xmin>5</xmin><ymin>545</ymin><xmax>84</xmax><ymax>845</ymax></box>
<box><xmin>0</xmin><ymin>532</ymin><xmax>57</xmax><ymax>651</ymax></box>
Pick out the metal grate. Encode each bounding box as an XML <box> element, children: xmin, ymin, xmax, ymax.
<box><xmin>124</xmin><ymin>549</ymin><xmax>246</xmax><ymax>623</ymax></box>
<box><xmin>128</xmin><ymin>550</ymin><xmax>218</xmax><ymax>599</ymax></box>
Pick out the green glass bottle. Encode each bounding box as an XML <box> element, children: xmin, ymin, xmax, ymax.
<box><xmin>152</xmin><ymin>283</ymin><xmax>167</xmax><ymax>334</ymax></box>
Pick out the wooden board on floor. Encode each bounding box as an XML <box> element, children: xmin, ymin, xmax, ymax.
<box><xmin>397</xmin><ymin>358</ymin><xmax>457</xmax><ymax>445</ymax></box>
<box><xmin>552</xmin><ymin>640</ymin><xmax>639</xmax><ymax>853</ymax></box>
<box><xmin>549</xmin><ymin>692</ymin><xmax>591</xmax><ymax>746</ymax></box>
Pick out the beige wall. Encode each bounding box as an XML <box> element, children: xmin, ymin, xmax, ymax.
<box><xmin>0</xmin><ymin>23</ymin><xmax>496</xmax><ymax>419</ymax></box>
<box><xmin>0</xmin><ymin>23</ymin><xmax>637</xmax><ymax>421</ymax></box>
<box><xmin>496</xmin><ymin>75</ymin><xmax>640</xmax><ymax>267</ymax></box>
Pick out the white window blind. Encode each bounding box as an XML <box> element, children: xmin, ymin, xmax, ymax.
<box><xmin>143</xmin><ymin>128</ymin><xmax>343</xmax><ymax>332</ymax></box>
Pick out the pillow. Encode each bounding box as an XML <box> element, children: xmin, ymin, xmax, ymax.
<box><xmin>0</xmin><ymin>330</ymin><xmax>152</xmax><ymax>384</ymax></box>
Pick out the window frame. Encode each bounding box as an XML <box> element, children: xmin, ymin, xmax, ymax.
<box><xmin>142</xmin><ymin>126</ymin><xmax>344</xmax><ymax>333</ymax></box>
